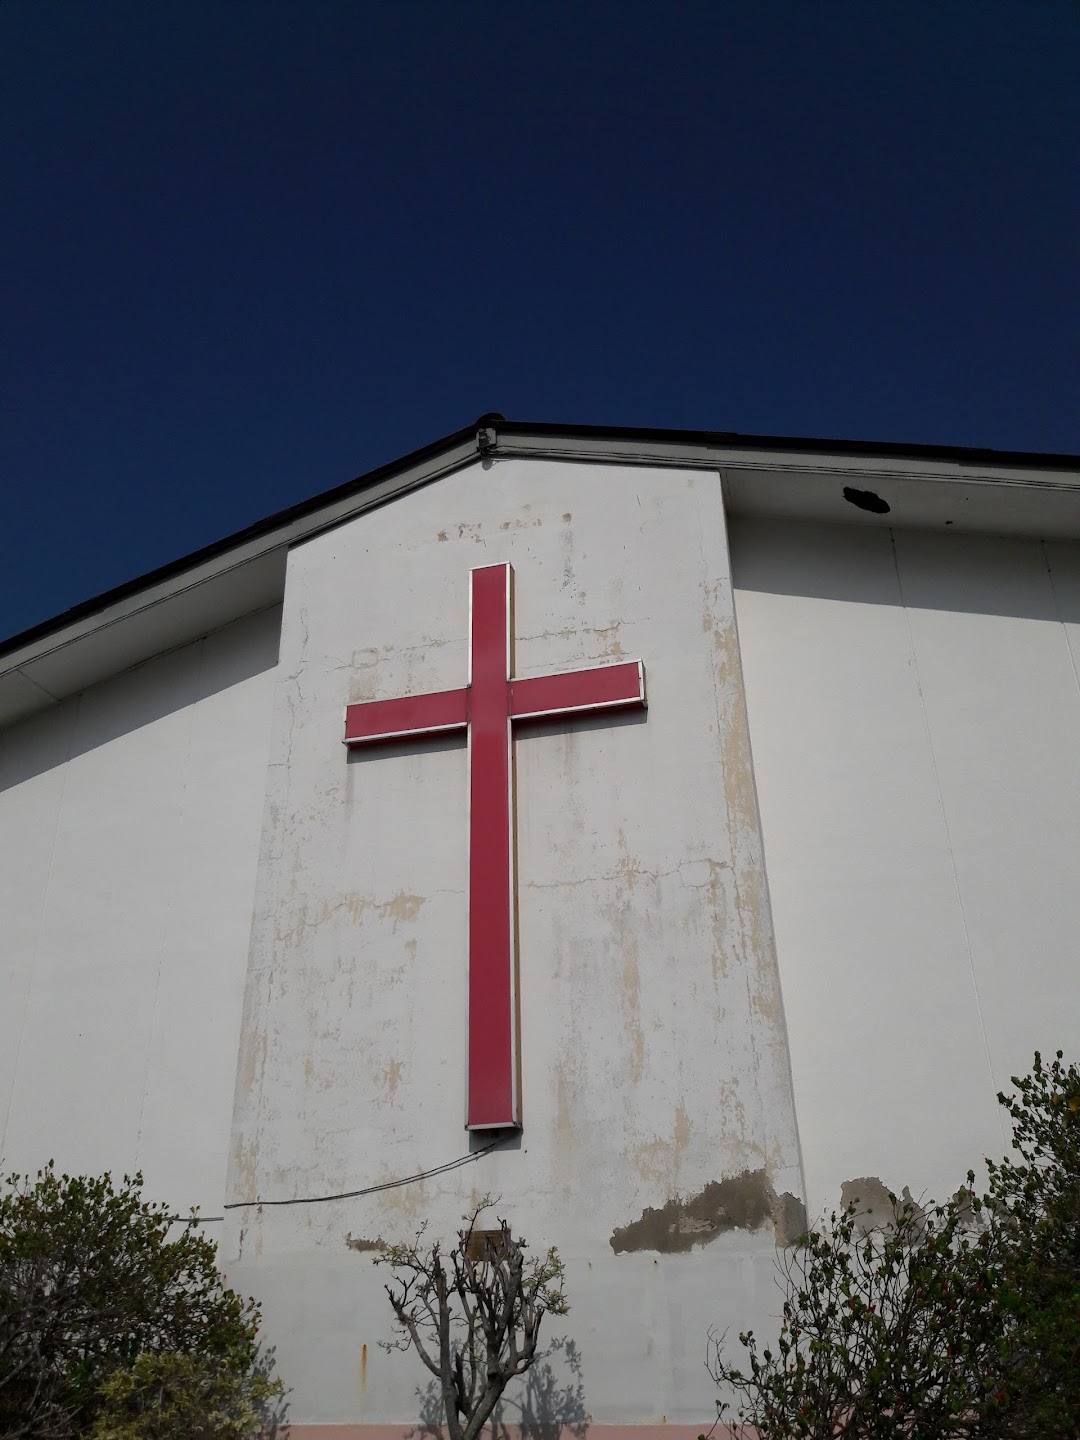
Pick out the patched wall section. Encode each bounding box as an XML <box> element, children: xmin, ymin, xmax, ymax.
<box><xmin>226</xmin><ymin>460</ymin><xmax>802</xmax><ymax>1425</ymax></box>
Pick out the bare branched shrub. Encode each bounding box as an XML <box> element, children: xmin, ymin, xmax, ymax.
<box><xmin>377</xmin><ymin>1200</ymin><xmax>567</xmax><ymax>1440</ymax></box>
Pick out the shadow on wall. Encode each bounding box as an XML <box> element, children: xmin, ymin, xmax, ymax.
<box><xmin>729</xmin><ymin>517</ymin><xmax>1080</xmax><ymax>624</ymax></box>
<box><xmin>411</xmin><ymin>1336</ymin><xmax>588</xmax><ymax>1440</ymax></box>
<box><xmin>255</xmin><ymin>1343</ymin><xmax>291</xmax><ymax>1440</ymax></box>
<box><xmin>0</xmin><ymin>605</ymin><xmax>282</xmax><ymax>795</ymax></box>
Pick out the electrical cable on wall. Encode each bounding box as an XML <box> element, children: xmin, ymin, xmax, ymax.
<box><xmin>176</xmin><ymin>1134</ymin><xmax>508</xmax><ymax>1221</ymax></box>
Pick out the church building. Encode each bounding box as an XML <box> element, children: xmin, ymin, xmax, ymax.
<box><xmin>2</xmin><ymin>417</ymin><xmax>1079</xmax><ymax>1436</ymax></box>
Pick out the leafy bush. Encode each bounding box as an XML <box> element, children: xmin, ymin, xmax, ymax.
<box><xmin>707</xmin><ymin>1051</ymin><xmax>1080</xmax><ymax>1440</ymax></box>
<box><xmin>0</xmin><ymin>1164</ymin><xmax>280</xmax><ymax>1440</ymax></box>
<box><xmin>90</xmin><ymin>1351</ymin><xmax>282</xmax><ymax>1440</ymax></box>
<box><xmin>985</xmin><ymin>1051</ymin><xmax>1080</xmax><ymax>1435</ymax></box>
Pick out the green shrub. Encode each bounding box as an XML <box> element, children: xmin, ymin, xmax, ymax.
<box><xmin>0</xmin><ymin>1165</ymin><xmax>281</xmax><ymax>1439</ymax></box>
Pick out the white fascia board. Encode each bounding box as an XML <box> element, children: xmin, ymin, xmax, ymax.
<box><xmin>490</xmin><ymin>429</ymin><xmax>1080</xmax><ymax>539</ymax></box>
<box><xmin>492</xmin><ymin>428</ymin><xmax>1080</xmax><ymax>492</ymax></box>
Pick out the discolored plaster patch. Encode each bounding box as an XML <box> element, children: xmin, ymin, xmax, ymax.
<box><xmin>610</xmin><ymin>1169</ymin><xmax>807</xmax><ymax>1253</ymax></box>
<box><xmin>698</xmin><ymin>566</ymin><xmax>801</xmax><ymax>1183</ymax></box>
<box><xmin>680</xmin><ymin>856</ymin><xmax>733</xmax><ymax>984</ymax></box>
<box><xmin>673</xmin><ymin>1102</ymin><xmax>691</xmax><ymax>1174</ymax></box>
<box><xmin>377</xmin><ymin>890</ymin><xmax>425</xmax><ymax>927</ymax></box>
<box><xmin>631</xmin><ymin>1103</ymin><xmax>693</xmax><ymax>1187</ymax></box>
<box><xmin>632</xmin><ymin>1136</ymin><xmax>676</xmax><ymax>1188</ymax></box>
<box><xmin>230</xmin><ymin>1133</ymin><xmax>261</xmax><ymax>1207</ymax></box>
<box><xmin>840</xmin><ymin>1175</ymin><xmax>893</xmax><ymax>1230</ymax></box>
<box><xmin>771</xmin><ymin>1189</ymin><xmax>810</xmax><ymax>1246</ymax></box>
<box><xmin>345</xmin><ymin>1233</ymin><xmax>387</xmax><ymax>1253</ymax></box>
<box><xmin>237</xmin><ymin>1028</ymin><xmax>267</xmax><ymax>1104</ymax></box>
<box><xmin>382</xmin><ymin>1057</ymin><xmax>404</xmax><ymax>1098</ymax></box>
<box><xmin>551</xmin><ymin>1054</ymin><xmax>580</xmax><ymax>1197</ymax></box>
<box><xmin>841</xmin><ymin>1177</ymin><xmax>926</xmax><ymax>1236</ymax></box>
<box><xmin>620</xmin><ymin>937</ymin><xmax>645</xmax><ymax>1083</ymax></box>
<box><xmin>596</xmin><ymin>623</ymin><xmax>625</xmax><ymax>658</ymax></box>
<box><xmin>276</xmin><ymin>888</ymin><xmax>426</xmax><ymax>947</ymax></box>
<box><xmin>381</xmin><ymin>1168</ymin><xmax>428</xmax><ymax>1224</ymax></box>
<box><xmin>348</xmin><ymin>674</ymin><xmax>378</xmax><ymax>703</ymax></box>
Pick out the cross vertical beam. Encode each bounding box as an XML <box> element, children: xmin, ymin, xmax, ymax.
<box><xmin>467</xmin><ymin>564</ymin><xmax>517</xmax><ymax>1127</ymax></box>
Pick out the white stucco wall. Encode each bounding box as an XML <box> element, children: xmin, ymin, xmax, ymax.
<box><xmin>225</xmin><ymin>459</ymin><xmax>802</xmax><ymax>1427</ymax></box>
<box><xmin>731</xmin><ymin>516</ymin><xmax>1080</xmax><ymax>1218</ymax></box>
<box><xmin>0</xmin><ymin>605</ymin><xmax>280</xmax><ymax>1216</ymax></box>
<box><xmin>7</xmin><ymin>455</ymin><xmax>1079</xmax><ymax>1435</ymax></box>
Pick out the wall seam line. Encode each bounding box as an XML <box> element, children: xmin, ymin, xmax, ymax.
<box><xmin>1041</xmin><ymin>539</ymin><xmax>1080</xmax><ymax>703</ymax></box>
<box><xmin>889</xmin><ymin>530</ymin><xmax>1004</xmax><ymax>1150</ymax></box>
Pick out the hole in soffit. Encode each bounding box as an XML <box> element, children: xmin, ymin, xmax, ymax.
<box><xmin>842</xmin><ymin>485</ymin><xmax>891</xmax><ymax>514</ymax></box>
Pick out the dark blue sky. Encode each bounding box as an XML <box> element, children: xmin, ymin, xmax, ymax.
<box><xmin>3</xmin><ymin>1</ymin><xmax>1077</xmax><ymax>640</ymax></box>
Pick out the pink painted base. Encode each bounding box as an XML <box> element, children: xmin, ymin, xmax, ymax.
<box><xmin>284</xmin><ymin>1428</ymin><xmax>732</xmax><ymax>1440</ymax></box>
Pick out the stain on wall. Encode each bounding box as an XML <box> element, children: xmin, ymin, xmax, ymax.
<box><xmin>840</xmin><ymin>1176</ymin><xmax>926</xmax><ymax>1236</ymax></box>
<box><xmin>610</xmin><ymin>1169</ymin><xmax>807</xmax><ymax>1253</ymax></box>
<box><xmin>345</xmin><ymin>1233</ymin><xmax>387</xmax><ymax>1253</ymax></box>
<box><xmin>770</xmin><ymin>1189</ymin><xmax>809</xmax><ymax>1246</ymax></box>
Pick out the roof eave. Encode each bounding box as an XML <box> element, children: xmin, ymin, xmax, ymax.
<box><xmin>2</xmin><ymin>416</ymin><xmax>1078</xmax><ymax>730</ymax></box>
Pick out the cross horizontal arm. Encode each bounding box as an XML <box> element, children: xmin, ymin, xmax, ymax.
<box><xmin>344</xmin><ymin>688</ymin><xmax>469</xmax><ymax>747</ymax></box>
<box><xmin>510</xmin><ymin>661</ymin><xmax>646</xmax><ymax>722</ymax></box>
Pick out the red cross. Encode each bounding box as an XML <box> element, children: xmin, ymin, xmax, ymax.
<box><xmin>343</xmin><ymin>562</ymin><xmax>646</xmax><ymax>1129</ymax></box>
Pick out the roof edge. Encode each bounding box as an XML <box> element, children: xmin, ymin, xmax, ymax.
<box><xmin>3</xmin><ymin>415</ymin><xmax>1078</xmax><ymax>667</ymax></box>
<box><xmin>493</xmin><ymin>419</ymin><xmax>1080</xmax><ymax>471</ymax></box>
<box><xmin>0</xmin><ymin>417</ymin><xmax>483</xmax><ymax>665</ymax></box>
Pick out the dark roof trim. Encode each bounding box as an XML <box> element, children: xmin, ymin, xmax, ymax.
<box><xmin>0</xmin><ymin>417</ymin><xmax>482</xmax><ymax>662</ymax></box>
<box><xmin>3</xmin><ymin>415</ymin><xmax>1077</xmax><ymax>662</ymax></box>
<box><xmin>492</xmin><ymin>419</ymin><xmax>1080</xmax><ymax>471</ymax></box>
